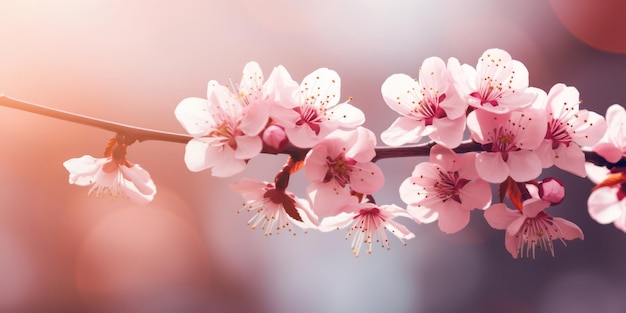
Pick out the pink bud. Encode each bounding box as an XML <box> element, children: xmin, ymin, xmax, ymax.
<box><xmin>262</xmin><ymin>124</ymin><xmax>289</xmax><ymax>153</ymax></box>
<box><xmin>539</xmin><ymin>177</ymin><xmax>565</xmax><ymax>205</ymax></box>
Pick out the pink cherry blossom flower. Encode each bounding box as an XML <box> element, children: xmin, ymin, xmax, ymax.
<box><xmin>484</xmin><ymin>199</ymin><xmax>584</xmax><ymax>259</ymax></box>
<box><xmin>381</xmin><ymin>57</ymin><xmax>467</xmax><ymax>148</ymax></box>
<box><xmin>304</xmin><ymin>127</ymin><xmax>384</xmax><ymax>217</ymax></box>
<box><xmin>467</xmin><ymin>107</ymin><xmax>547</xmax><ymax>183</ymax></box>
<box><xmin>592</xmin><ymin>104</ymin><xmax>626</xmax><ymax>163</ymax></box>
<box><xmin>230</xmin><ymin>177</ymin><xmax>319</xmax><ymax>236</ymax></box>
<box><xmin>175</xmin><ymin>61</ymin><xmax>270</xmax><ymax>177</ymax></box>
<box><xmin>319</xmin><ymin>201</ymin><xmax>414</xmax><ymax>257</ymax></box>
<box><xmin>448</xmin><ymin>48</ymin><xmax>536</xmax><ymax>114</ymax></box>
<box><xmin>586</xmin><ymin>163</ymin><xmax>626</xmax><ymax>232</ymax></box>
<box><xmin>63</xmin><ymin>137</ymin><xmax>156</xmax><ymax>204</ymax></box>
<box><xmin>532</xmin><ymin>84</ymin><xmax>607</xmax><ymax>177</ymax></box>
<box><xmin>270</xmin><ymin>67</ymin><xmax>365</xmax><ymax>148</ymax></box>
<box><xmin>399</xmin><ymin>145</ymin><xmax>491</xmax><ymax>234</ymax></box>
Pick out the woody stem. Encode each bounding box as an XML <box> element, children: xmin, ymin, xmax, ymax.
<box><xmin>0</xmin><ymin>94</ymin><xmax>624</xmax><ymax>168</ymax></box>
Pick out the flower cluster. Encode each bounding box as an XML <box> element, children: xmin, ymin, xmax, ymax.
<box><xmin>60</xmin><ymin>48</ymin><xmax>626</xmax><ymax>259</ymax></box>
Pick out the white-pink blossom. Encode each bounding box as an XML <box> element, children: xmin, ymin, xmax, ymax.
<box><xmin>175</xmin><ymin>61</ymin><xmax>270</xmax><ymax>177</ymax></box>
<box><xmin>381</xmin><ymin>57</ymin><xmax>467</xmax><ymax>148</ymax></box>
<box><xmin>592</xmin><ymin>104</ymin><xmax>626</xmax><ymax>163</ymax></box>
<box><xmin>533</xmin><ymin>84</ymin><xmax>607</xmax><ymax>177</ymax></box>
<box><xmin>484</xmin><ymin>199</ymin><xmax>584</xmax><ymax>259</ymax></box>
<box><xmin>63</xmin><ymin>148</ymin><xmax>156</xmax><ymax>205</ymax></box>
<box><xmin>319</xmin><ymin>201</ymin><xmax>414</xmax><ymax>257</ymax></box>
<box><xmin>448</xmin><ymin>48</ymin><xmax>536</xmax><ymax>114</ymax></box>
<box><xmin>230</xmin><ymin>177</ymin><xmax>319</xmax><ymax>236</ymax></box>
<box><xmin>304</xmin><ymin>127</ymin><xmax>384</xmax><ymax>217</ymax></box>
<box><xmin>270</xmin><ymin>67</ymin><xmax>365</xmax><ymax>148</ymax></box>
<box><xmin>585</xmin><ymin>164</ymin><xmax>626</xmax><ymax>232</ymax></box>
<box><xmin>399</xmin><ymin>145</ymin><xmax>491</xmax><ymax>234</ymax></box>
<box><xmin>467</xmin><ymin>108</ymin><xmax>547</xmax><ymax>183</ymax></box>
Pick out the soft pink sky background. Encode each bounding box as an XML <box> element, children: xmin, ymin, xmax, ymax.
<box><xmin>1</xmin><ymin>1</ymin><xmax>626</xmax><ymax>312</ymax></box>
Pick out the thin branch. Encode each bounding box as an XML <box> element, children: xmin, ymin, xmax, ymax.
<box><xmin>1</xmin><ymin>94</ymin><xmax>624</xmax><ymax>169</ymax></box>
<box><xmin>0</xmin><ymin>95</ymin><xmax>191</xmax><ymax>144</ymax></box>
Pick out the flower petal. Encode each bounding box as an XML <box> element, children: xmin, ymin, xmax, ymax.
<box><xmin>507</xmin><ymin>150</ymin><xmax>542</xmax><ymax>182</ymax></box>
<box><xmin>588</xmin><ymin>187</ymin><xmax>623</xmax><ymax>224</ymax></box>
<box><xmin>381</xmin><ymin>117</ymin><xmax>426</xmax><ymax>146</ymax></box>
<box><xmin>174</xmin><ymin>97</ymin><xmax>212</xmax><ymax>137</ymax></box>
<box><xmin>475</xmin><ymin>152</ymin><xmax>509</xmax><ymax>183</ymax></box>
<box><xmin>484</xmin><ymin>203</ymin><xmax>519</xmax><ymax>230</ymax></box>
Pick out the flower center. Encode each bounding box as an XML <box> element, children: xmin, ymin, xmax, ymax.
<box><xmin>324</xmin><ymin>154</ymin><xmax>356</xmax><ymax>187</ymax></box>
<box><xmin>483</xmin><ymin>126</ymin><xmax>519</xmax><ymax>161</ymax></box>
<box><xmin>545</xmin><ymin>119</ymin><xmax>573</xmax><ymax>148</ymax></box>
<box><xmin>412</xmin><ymin>94</ymin><xmax>448</xmax><ymax>126</ymax></box>
<box><xmin>295</xmin><ymin>106</ymin><xmax>322</xmax><ymax>135</ymax></box>
<box><xmin>434</xmin><ymin>170</ymin><xmax>469</xmax><ymax>203</ymax></box>
<box><xmin>209</xmin><ymin>120</ymin><xmax>242</xmax><ymax>150</ymax></box>
<box><xmin>515</xmin><ymin>211</ymin><xmax>562</xmax><ymax>259</ymax></box>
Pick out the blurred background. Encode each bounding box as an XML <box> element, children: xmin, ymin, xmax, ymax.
<box><xmin>1</xmin><ymin>0</ymin><xmax>626</xmax><ymax>312</ymax></box>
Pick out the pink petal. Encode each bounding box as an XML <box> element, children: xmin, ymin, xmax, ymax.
<box><xmin>571</xmin><ymin>110</ymin><xmax>607</xmax><ymax>146</ymax></box>
<box><xmin>428</xmin><ymin>144</ymin><xmax>458</xmax><ymax>169</ymax></box>
<box><xmin>264</xmin><ymin>65</ymin><xmax>299</xmax><ymax>107</ymax></box>
<box><xmin>484</xmin><ymin>203</ymin><xmax>519</xmax><ymax>230</ymax></box>
<box><xmin>593</xmin><ymin>142</ymin><xmax>623</xmax><ymax>164</ymax></box>
<box><xmin>269</xmin><ymin>105</ymin><xmax>300</xmax><ymax>128</ymax></box>
<box><xmin>407</xmin><ymin>204</ymin><xmax>439</xmax><ymax>224</ymax></box>
<box><xmin>64</xmin><ymin>155</ymin><xmax>104</xmax><ymax>186</ymax></box>
<box><xmin>233</xmin><ymin>135</ymin><xmax>262</xmax><ymax>160</ymax></box>
<box><xmin>430</xmin><ymin>116</ymin><xmax>466</xmax><ymax>149</ymax></box>
<box><xmin>211</xmin><ymin>152</ymin><xmax>247</xmax><ymax>178</ymax></box>
<box><xmin>418</xmin><ymin>57</ymin><xmax>449</xmax><ymax>97</ymax></box>
<box><xmin>512</xmin><ymin>108</ymin><xmax>547</xmax><ymax>150</ymax></box>
<box><xmin>385</xmin><ymin>219</ymin><xmax>416</xmax><ymax>240</ymax></box>
<box><xmin>286</xmin><ymin>123</ymin><xmax>328</xmax><ymax>148</ymax></box>
<box><xmin>459</xmin><ymin>179</ymin><xmax>492</xmax><ymax>211</ymax></box>
<box><xmin>506</xmin><ymin>216</ymin><xmax>527</xmax><ymax>236</ymax></box>
<box><xmin>553</xmin><ymin>144</ymin><xmax>586</xmax><ymax>177</ymax></box>
<box><xmin>457</xmin><ymin>152</ymin><xmax>479</xmax><ymax>179</ymax></box>
<box><xmin>349</xmin><ymin>162</ymin><xmax>385</xmax><ymax>194</ymax></box>
<box><xmin>120</xmin><ymin>165</ymin><xmax>156</xmax><ymax>197</ymax></box>
<box><xmin>229</xmin><ymin>177</ymin><xmax>267</xmax><ymax>200</ymax></box>
<box><xmin>552</xmin><ymin>217</ymin><xmax>584</xmax><ymax>240</ymax></box>
<box><xmin>183</xmin><ymin>139</ymin><xmax>218</xmax><ymax>172</ymax></box>
<box><xmin>585</xmin><ymin>163</ymin><xmax>610</xmax><ymax>184</ymax></box>
<box><xmin>318</xmin><ymin>212</ymin><xmax>356</xmax><ymax>232</ymax></box>
<box><xmin>506</xmin><ymin>150</ymin><xmax>542</xmax><ymax>182</ymax></box>
<box><xmin>381</xmin><ymin>73</ymin><xmax>420</xmax><ymax>116</ymax></box>
<box><xmin>381</xmin><ymin>117</ymin><xmax>427</xmax><ymax>146</ymax></box>
<box><xmin>475</xmin><ymin>152</ymin><xmax>509</xmax><ymax>183</ymax></box>
<box><xmin>174</xmin><ymin>97</ymin><xmax>212</xmax><ymax>137</ymax></box>
<box><xmin>298</xmin><ymin>68</ymin><xmax>341</xmax><ymax>108</ymax></box>
<box><xmin>521</xmin><ymin>198</ymin><xmax>550</xmax><ymax>218</ymax></box>
<box><xmin>207</xmin><ymin>83</ymin><xmax>243</xmax><ymax>117</ymax></box>
<box><xmin>534</xmin><ymin>140</ymin><xmax>555</xmax><ymax>168</ymax></box>
<box><xmin>345</xmin><ymin>127</ymin><xmax>376</xmax><ymax>163</ymax></box>
<box><xmin>436</xmin><ymin>202</ymin><xmax>470</xmax><ymax>234</ymax></box>
<box><xmin>588</xmin><ymin>187</ymin><xmax>623</xmax><ymax>224</ymax></box>
<box><xmin>327</xmin><ymin>102</ymin><xmax>365</xmax><ymax>128</ymax></box>
<box><xmin>307</xmin><ymin>182</ymin><xmax>352</xmax><ymax>217</ymax></box>
<box><xmin>613</xmin><ymin>201</ymin><xmax>626</xmax><ymax>232</ymax></box>
<box><xmin>238</xmin><ymin>61</ymin><xmax>264</xmax><ymax>102</ymax></box>
<box><xmin>239</xmin><ymin>101</ymin><xmax>269</xmax><ymax>136</ymax></box>
<box><xmin>304</xmin><ymin>144</ymin><xmax>330</xmax><ymax>182</ymax></box>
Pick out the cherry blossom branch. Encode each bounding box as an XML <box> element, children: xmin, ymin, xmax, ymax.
<box><xmin>1</xmin><ymin>94</ymin><xmax>624</xmax><ymax>169</ymax></box>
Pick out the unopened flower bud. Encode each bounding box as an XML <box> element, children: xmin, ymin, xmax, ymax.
<box><xmin>262</xmin><ymin>124</ymin><xmax>289</xmax><ymax>153</ymax></box>
<box><xmin>539</xmin><ymin>177</ymin><xmax>565</xmax><ymax>205</ymax></box>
